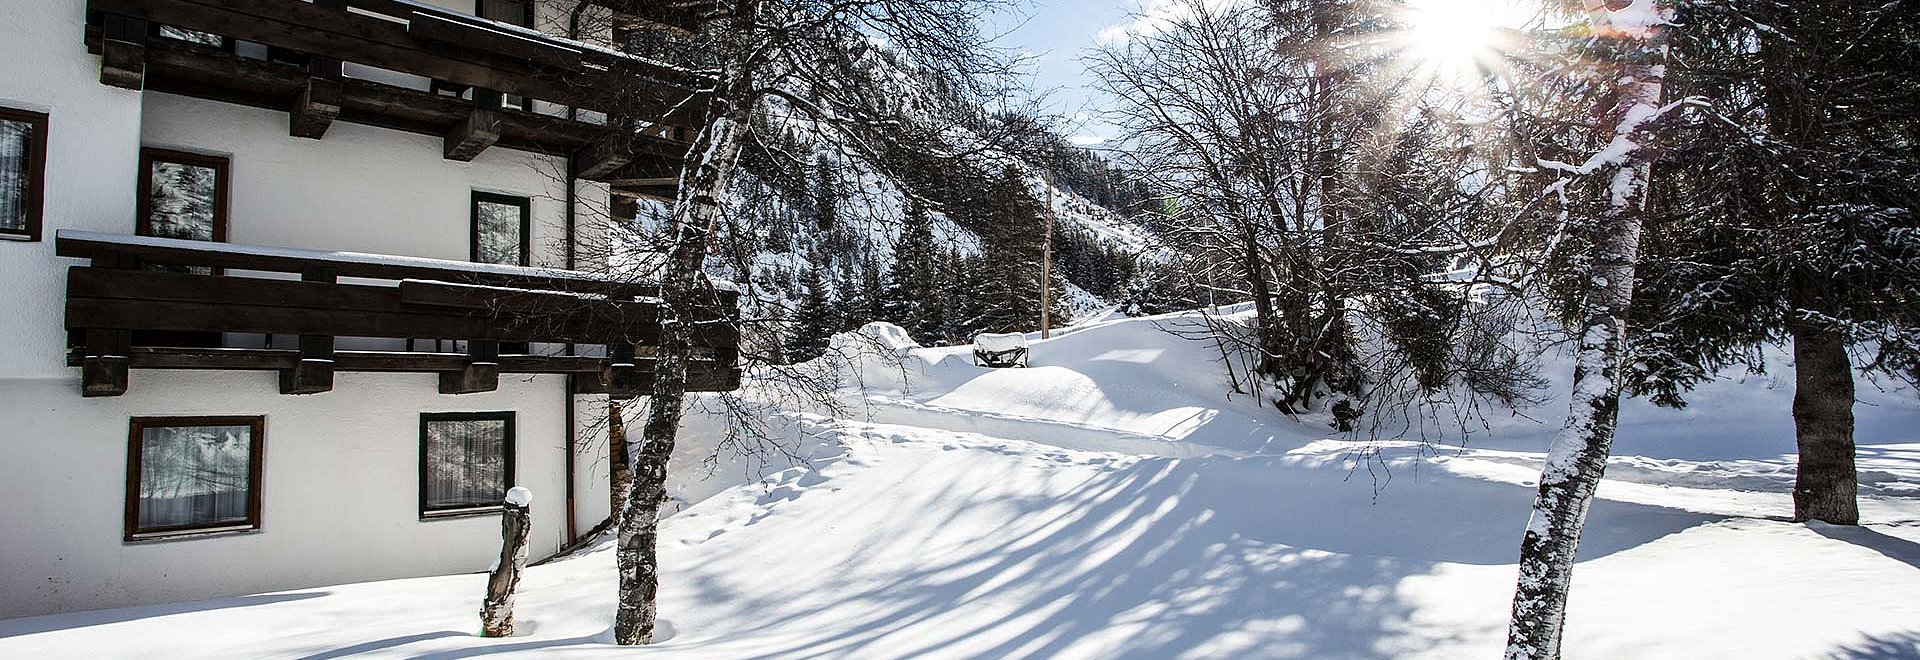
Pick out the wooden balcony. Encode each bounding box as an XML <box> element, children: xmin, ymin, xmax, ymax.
<box><xmin>84</xmin><ymin>0</ymin><xmax>706</xmax><ymax>188</ymax></box>
<box><xmin>58</xmin><ymin>230</ymin><xmax>741</xmax><ymax>397</ymax></box>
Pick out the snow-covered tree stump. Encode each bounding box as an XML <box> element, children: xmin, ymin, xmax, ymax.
<box><xmin>481</xmin><ymin>487</ymin><xmax>533</xmax><ymax>637</ymax></box>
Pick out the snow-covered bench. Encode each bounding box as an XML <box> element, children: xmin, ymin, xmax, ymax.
<box><xmin>972</xmin><ymin>332</ymin><xmax>1029</xmax><ymax>368</ymax></box>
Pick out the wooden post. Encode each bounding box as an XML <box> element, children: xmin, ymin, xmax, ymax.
<box><xmin>1040</xmin><ymin>168</ymin><xmax>1054</xmax><ymax>339</ymax></box>
<box><xmin>481</xmin><ymin>487</ymin><xmax>533</xmax><ymax>638</ymax></box>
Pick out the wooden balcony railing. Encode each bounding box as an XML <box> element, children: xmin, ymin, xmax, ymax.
<box><xmin>84</xmin><ymin>0</ymin><xmax>705</xmax><ymax>188</ymax></box>
<box><xmin>58</xmin><ymin>230</ymin><xmax>740</xmax><ymax>397</ymax></box>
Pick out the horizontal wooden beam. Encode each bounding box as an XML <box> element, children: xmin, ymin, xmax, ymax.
<box><xmin>63</xmin><ymin>347</ymin><xmax>739</xmax><ymax>392</ymax></box>
<box><xmin>86</xmin><ymin>0</ymin><xmax>707</xmax><ymax>125</ymax></box>
<box><xmin>65</xmin><ymin>268</ymin><xmax>734</xmax><ymax>347</ymax></box>
<box><xmin>56</xmin><ymin>231</ymin><xmax>725</xmax><ymax>303</ymax></box>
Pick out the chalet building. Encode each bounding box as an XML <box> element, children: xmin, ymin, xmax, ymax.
<box><xmin>0</xmin><ymin>0</ymin><xmax>737</xmax><ymax>618</ymax></box>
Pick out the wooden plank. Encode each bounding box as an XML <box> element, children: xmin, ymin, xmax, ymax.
<box><xmin>57</xmin><ymin>234</ymin><xmax>672</xmax><ymax>298</ymax></box>
<box><xmin>63</xmin><ymin>269</ymin><xmax>736</xmax><ymax>347</ymax></box>
<box><xmin>444</xmin><ymin>107</ymin><xmax>501</xmax><ymax>161</ymax></box>
<box><xmin>61</xmin><ymin>347</ymin><xmax>739</xmax><ymax>392</ymax></box>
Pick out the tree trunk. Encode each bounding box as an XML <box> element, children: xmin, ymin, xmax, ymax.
<box><xmin>612</xmin><ymin>3</ymin><xmax>759</xmax><ymax>642</ymax></box>
<box><xmin>608</xmin><ymin>400</ymin><xmax>631</xmax><ymax>520</ymax></box>
<box><xmin>1505</xmin><ymin>2</ymin><xmax>1670</xmax><ymax>658</ymax></box>
<box><xmin>482</xmin><ymin>488</ymin><xmax>532</xmax><ymax>638</ymax></box>
<box><xmin>1789</xmin><ymin>319</ymin><xmax>1858</xmax><ymax>524</ymax></box>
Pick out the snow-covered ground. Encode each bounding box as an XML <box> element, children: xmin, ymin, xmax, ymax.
<box><xmin>4</xmin><ymin>311</ymin><xmax>1918</xmax><ymax>659</ymax></box>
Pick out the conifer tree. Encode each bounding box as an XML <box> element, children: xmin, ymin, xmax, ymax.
<box><xmin>971</xmin><ymin>165</ymin><xmax>1051</xmax><ymax>333</ymax></box>
<box><xmin>787</xmin><ymin>255</ymin><xmax>835</xmax><ymax>361</ymax></box>
<box><xmin>1628</xmin><ymin>0</ymin><xmax>1920</xmax><ymax>526</ymax></box>
<box><xmin>885</xmin><ymin>199</ymin><xmax>947</xmax><ymax>342</ymax></box>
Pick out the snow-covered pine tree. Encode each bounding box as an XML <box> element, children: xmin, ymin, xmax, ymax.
<box><xmin>882</xmin><ymin>198</ymin><xmax>946</xmax><ymax>342</ymax></box>
<box><xmin>787</xmin><ymin>255</ymin><xmax>836</xmax><ymax>361</ymax></box>
<box><xmin>1626</xmin><ymin>0</ymin><xmax>1920</xmax><ymax>525</ymax></box>
<box><xmin>969</xmin><ymin>164</ymin><xmax>1055</xmax><ymax>333</ymax></box>
<box><xmin>1505</xmin><ymin>0</ymin><xmax>1675</xmax><ymax>658</ymax></box>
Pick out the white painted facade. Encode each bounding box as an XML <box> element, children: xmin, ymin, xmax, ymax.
<box><xmin>0</xmin><ymin>0</ymin><xmax>627</xmax><ymax>618</ymax></box>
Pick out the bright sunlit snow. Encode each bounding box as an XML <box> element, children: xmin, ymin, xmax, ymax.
<box><xmin>4</xmin><ymin>311</ymin><xmax>1916</xmax><ymax>659</ymax></box>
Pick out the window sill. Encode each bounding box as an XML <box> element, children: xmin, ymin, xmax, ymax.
<box><xmin>125</xmin><ymin>524</ymin><xmax>260</xmax><ymax>543</ymax></box>
<box><xmin>0</xmin><ymin>233</ymin><xmax>35</xmax><ymax>242</ymax></box>
<box><xmin>420</xmin><ymin>506</ymin><xmax>503</xmax><ymax>521</ymax></box>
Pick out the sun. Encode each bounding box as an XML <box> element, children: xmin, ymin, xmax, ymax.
<box><xmin>1396</xmin><ymin>0</ymin><xmax>1526</xmax><ymax>86</ymax></box>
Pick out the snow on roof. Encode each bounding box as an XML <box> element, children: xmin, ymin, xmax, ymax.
<box><xmin>58</xmin><ymin>230</ymin><xmax>606</xmax><ymax>281</ymax></box>
<box><xmin>973</xmin><ymin>332</ymin><xmax>1028</xmax><ymax>352</ymax></box>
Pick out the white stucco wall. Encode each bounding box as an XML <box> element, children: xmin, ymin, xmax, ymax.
<box><xmin>0</xmin><ymin>373</ymin><xmax>575</xmax><ymax>618</ymax></box>
<box><xmin>0</xmin><ymin>0</ymin><xmax>620</xmax><ymax>618</ymax></box>
<box><xmin>0</xmin><ymin>0</ymin><xmax>145</xmax><ymax>380</ymax></box>
<box><xmin>138</xmin><ymin>92</ymin><xmax>581</xmax><ymax>269</ymax></box>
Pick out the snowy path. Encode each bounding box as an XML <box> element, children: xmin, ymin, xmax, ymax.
<box><xmin>3</xmin><ymin>314</ymin><xmax>1919</xmax><ymax>658</ymax></box>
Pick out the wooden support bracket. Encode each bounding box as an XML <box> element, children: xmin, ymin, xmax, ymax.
<box><xmin>291</xmin><ymin>76</ymin><xmax>343</xmax><ymax>139</ymax></box>
<box><xmin>573</xmin><ymin>117</ymin><xmax>637</xmax><ymax>179</ymax></box>
<box><xmin>281</xmin><ymin>269</ymin><xmax>337</xmax><ymax>394</ymax></box>
<box><xmin>445</xmin><ymin>107</ymin><xmax>502</xmax><ymax>161</ymax></box>
<box><xmin>602</xmin><ymin>343</ymin><xmax>640</xmax><ymax>393</ymax></box>
<box><xmin>99</xmin><ymin>14</ymin><xmax>148</xmax><ymax>90</ymax></box>
<box><xmin>441</xmin><ymin>340</ymin><xmax>501</xmax><ymax>394</ymax></box>
<box><xmin>80</xmin><ymin>328</ymin><xmax>132</xmax><ymax>397</ymax></box>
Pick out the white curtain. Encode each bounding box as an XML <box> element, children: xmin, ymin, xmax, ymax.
<box><xmin>138</xmin><ymin>425</ymin><xmax>252</xmax><ymax>529</ymax></box>
<box><xmin>0</xmin><ymin>118</ymin><xmax>28</xmax><ymax>233</ymax></box>
<box><xmin>425</xmin><ymin>419</ymin><xmax>507</xmax><ymax>509</ymax></box>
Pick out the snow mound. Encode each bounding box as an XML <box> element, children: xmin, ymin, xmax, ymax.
<box><xmin>971</xmin><ymin>332</ymin><xmax>1027</xmax><ymax>353</ymax></box>
<box><xmin>504</xmin><ymin>486</ymin><xmax>533</xmax><ymax>507</ymax></box>
<box><xmin>4</xmin><ymin>309</ymin><xmax>1917</xmax><ymax>659</ymax></box>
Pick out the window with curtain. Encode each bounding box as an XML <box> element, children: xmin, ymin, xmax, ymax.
<box><xmin>126</xmin><ymin>417</ymin><xmax>264</xmax><ymax>540</ymax></box>
<box><xmin>420</xmin><ymin>412</ymin><xmax>515</xmax><ymax>516</ymax></box>
<box><xmin>140</xmin><ymin>148</ymin><xmax>228</xmax><ymax>244</ymax></box>
<box><xmin>471</xmin><ymin>192</ymin><xmax>529</xmax><ymax>266</ymax></box>
<box><xmin>0</xmin><ymin>107</ymin><xmax>47</xmax><ymax>241</ymax></box>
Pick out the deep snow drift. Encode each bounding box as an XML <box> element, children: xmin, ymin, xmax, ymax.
<box><xmin>3</xmin><ymin>310</ymin><xmax>1917</xmax><ymax>659</ymax></box>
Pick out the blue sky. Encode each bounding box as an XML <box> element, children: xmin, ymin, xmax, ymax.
<box><xmin>990</xmin><ymin>0</ymin><xmax>1138</xmax><ymax>145</ymax></box>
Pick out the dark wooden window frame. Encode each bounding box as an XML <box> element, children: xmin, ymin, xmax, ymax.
<box><xmin>137</xmin><ymin>147</ymin><xmax>232</xmax><ymax>243</ymax></box>
<box><xmin>418</xmin><ymin>411</ymin><xmax>517</xmax><ymax>519</ymax></box>
<box><xmin>124</xmin><ymin>415</ymin><xmax>266</xmax><ymax>542</ymax></box>
<box><xmin>470</xmin><ymin>191</ymin><xmax>531</xmax><ymax>266</ymax></box>
<box><xmin>0</xmin><ymin>106</ymin><xmax>49</xmax><ymax>242</ymax></box>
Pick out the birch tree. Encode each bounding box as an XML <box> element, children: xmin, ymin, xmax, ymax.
<box><xmin>1504</xmin><ymin>1</ymin><xmax>1674</xmax><ymax>657</ymax></box>
<box><xmin>608</xmin><ymin>0</ymin><xmax>1013</xmax><ymax>644</ymax></box>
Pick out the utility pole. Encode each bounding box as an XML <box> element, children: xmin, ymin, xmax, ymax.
<box><xmin>1040</xmin><ymin>167</ymin><xmax>1055</xmax><ymax>339</ymax></box>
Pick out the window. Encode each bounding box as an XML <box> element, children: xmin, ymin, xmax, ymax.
<box><xmin>476</xmin><ymin>0</ymin><xmax>533</xmax><ymax>27</ymax></box>
<box><xmin>471</xmin><ymin>192</ymin><xmax>529</xmax><ymax>266</ymax></box>
<box><xmin>125</xmin><ymin>416</ymin><xmax>265</xmax><ymax>540</ymax></box>
<box><xmin>0</xmin><ymin>107</ymin><xmax>48</xmax><ymax>242</ymax></box>
<box><xmin>419</xmin><ymin>412</ymin><xmax>515</xmax><ymax>517</ymax></box>
<box><xmin>139</xmin><ymin>148</ymin><xmax>229</xmax><ymax>244</ymax></box>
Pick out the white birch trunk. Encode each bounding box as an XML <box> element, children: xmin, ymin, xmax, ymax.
<box><xmin>1503</xmin><ymin>2</ymin><xmax>1672</xmax><ymax>658</ymax></box>
<box><xmin>481</xmin><ymin>488</ymin><xmax>533</xmax><ymax>638</ymax></box>
<box><xmin>612</xmin><ymin>1</ymin><xmax>761</xmax><ymax>644</ymax></box>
